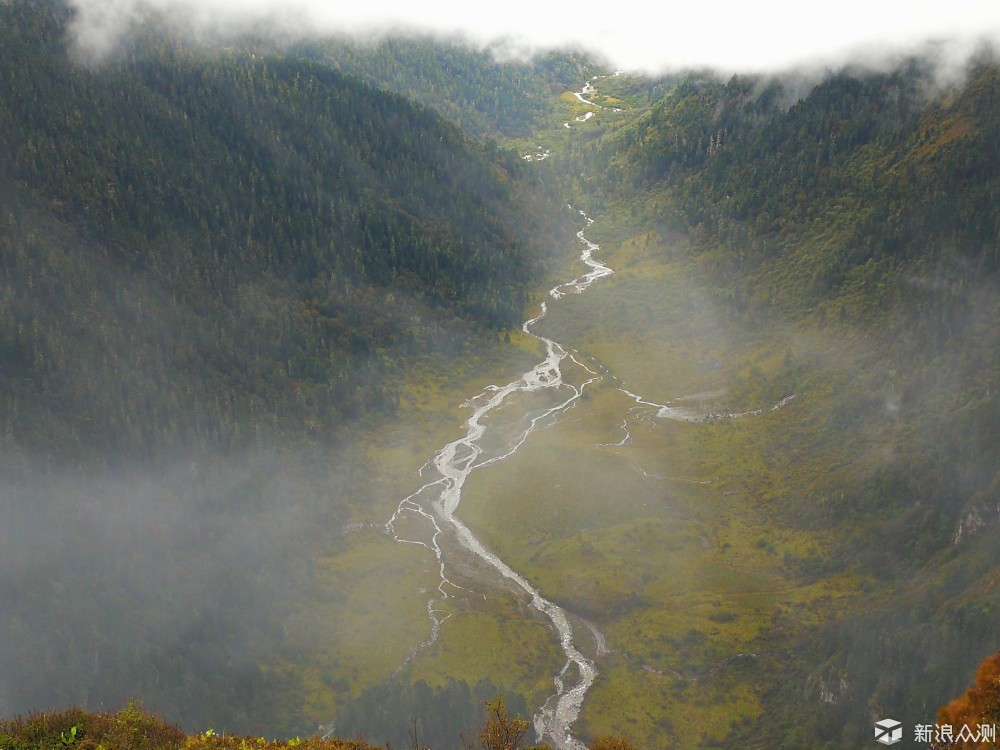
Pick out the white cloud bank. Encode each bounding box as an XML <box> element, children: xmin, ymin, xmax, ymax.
<box><xmin>67</xmin><ymin>0</ymin><xmax>1000</xmax><ymax>73</ymax></box>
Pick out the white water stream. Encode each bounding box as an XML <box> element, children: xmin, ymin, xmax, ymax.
<box><xmin>378</xmin><ymin>73</ymin><xmax>793</xmax><ymax>748</ymax></box>
<box><xmin>385</xmin><ymin>209</ymin><xmax>612</xmax><ymax>750</ymax></box>
<box><xmin>379</xmin><ymin>205</ymin><xmax>797</xmax><ymax>747</ymax></box>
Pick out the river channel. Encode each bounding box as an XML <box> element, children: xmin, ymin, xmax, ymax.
<box><xmin>386</xmin><ymin>209</ymin><xmax>613</xmax><ymax>750</ymax></box>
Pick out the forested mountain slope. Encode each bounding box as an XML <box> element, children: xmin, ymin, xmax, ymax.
<box><xmin>0</xmin><ymin>0</ymin><xmax>565</xmax><ymax>735</ymax></box>
<box><xmin>0</xmin><ymin>0</ymin><xmax>563</xmax><ymax>466</ymax></box>
<box><xmin>559</xmin><ymin>59</ymin><xmax>1000</xmax><ymax>747</ymax></box>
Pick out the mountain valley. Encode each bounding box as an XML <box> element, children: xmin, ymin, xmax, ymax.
<box><xmin>1</xmin><ymin>3</ymin><xmax>998</xmax><ymax>748</ymax></box>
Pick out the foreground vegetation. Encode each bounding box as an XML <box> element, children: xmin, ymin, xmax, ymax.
<box><xmin>0</xmin><ymin>703</ymin><xmax>374</xmax><ymax>750</ymax></box>
<box><xmin>936</xmin><ymin>651</ymin><xmax>1000</xmax><ymax>749</ymax></box>
<box><xmin>0</xmin><ymin>702</ymin><xmax>634</xmax><ymax>750</ymax></box>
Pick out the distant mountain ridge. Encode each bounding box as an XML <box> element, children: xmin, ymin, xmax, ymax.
<box><xmin>297</xmin><ymin>36</ymin><xmax>599</xmax><ymax>140</ymax></box>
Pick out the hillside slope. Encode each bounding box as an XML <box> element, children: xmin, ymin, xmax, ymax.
<box><xmin>546</xmin><ymin>59</ymin><xmax>999</xmax><ymax>747</ymax></box>
<box><xmin>0</xmin><ymin>0</ymin><xmax>568</xmax><ymax>466</ymax></box>
<box><xmin>0</xmin><ymin>0</ymin><xmax>566</xmax><ymax>735</ymax></box>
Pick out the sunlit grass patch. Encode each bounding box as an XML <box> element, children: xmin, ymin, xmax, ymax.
<box><xmin>405</xmin><ymin>593</ymin><xmax>565</xmax><ymax>708</ymax></box>
<box><xmin>584</xmin><ymin>662</ymin><xmax>761</xmax><ymax>749</ymax></box>
<box><xmin>490</xmin><ymin>220</ymin><xmax>872</xmax><ymax>747</ymax></box>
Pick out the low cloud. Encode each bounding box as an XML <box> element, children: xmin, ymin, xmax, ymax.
<box><xmin>65</xmin><ymin>0</ymin><xmax>1000</xmax><ymax>73</ymax></box>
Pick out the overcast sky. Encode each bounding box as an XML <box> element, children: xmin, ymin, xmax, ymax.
<box><xmin>67</xmin><ymin>0</ymin><xmax>1000</xmax><ymax>72</ymax></box>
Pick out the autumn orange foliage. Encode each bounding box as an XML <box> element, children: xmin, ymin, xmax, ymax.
<box><xmin>587</xmin><ymin>736</ymin><xmax>638</xmax><ymax>750</ymax></box>
<box><xmin>934</xmin><ymin>651</ymin><xmax>1000</xmax><ymax>749</ymax></box>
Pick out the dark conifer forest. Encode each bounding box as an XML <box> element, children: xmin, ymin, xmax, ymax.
<box><xmin>0</xmin><ymin>0</ymin><xmax>565</xmax><ymax>467</ymax></box>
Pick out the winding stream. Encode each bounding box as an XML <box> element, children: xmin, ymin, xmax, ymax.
<box><xmin>386</xmin><ymin>209</ymin><xmax>612</xmax><ymax>750</ymax></box>
<box><xmin>382</xmin><ymin>75</ymin><xmax>794</xmax><ymax>748</ymax></box>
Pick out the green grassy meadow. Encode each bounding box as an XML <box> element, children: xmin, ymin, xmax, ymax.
<box><xmin>454</xmin><ymin>221</ymin><xmax>868</xmax><ymax>747</ymax></box>
<box><xmin>281</xmin><ymin>191</ymin><xmax>881</xmax><ymax>745</ymax></box>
